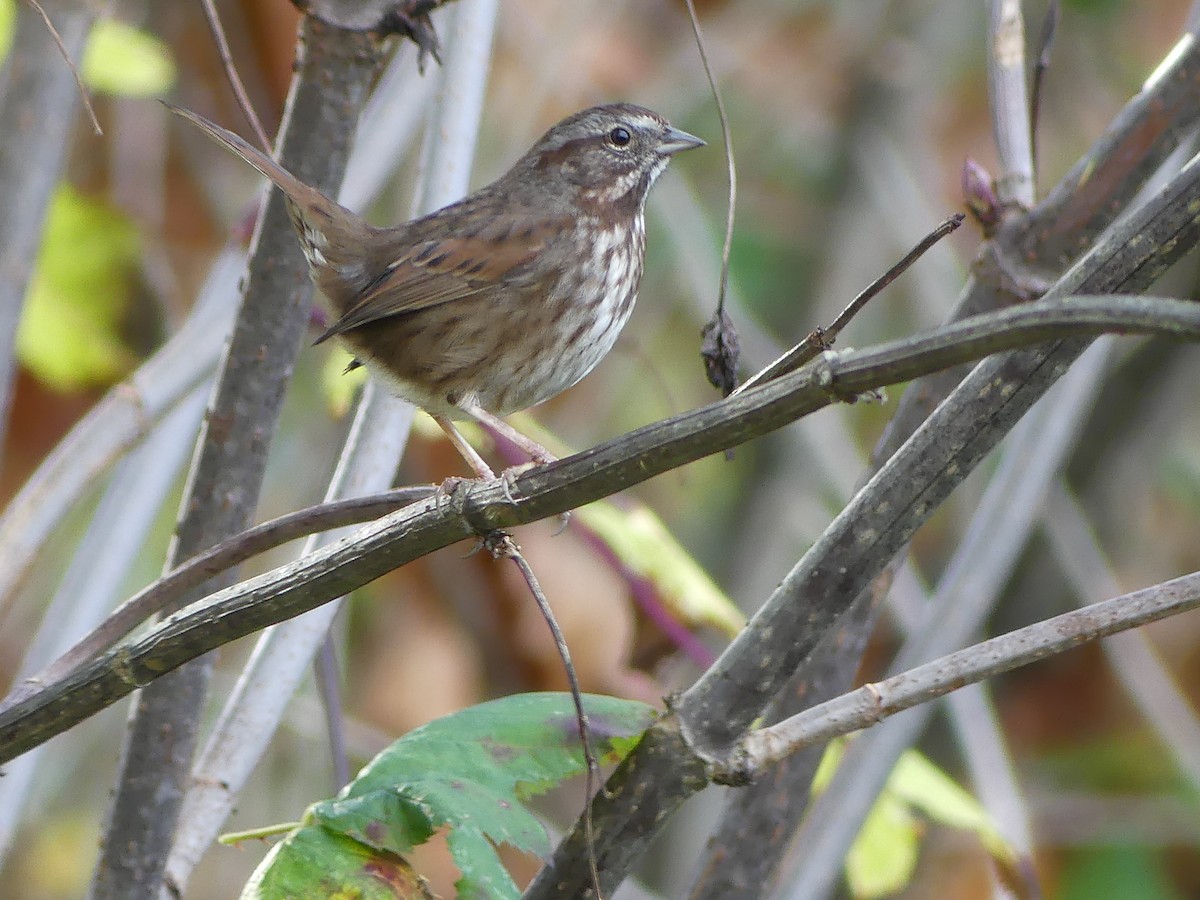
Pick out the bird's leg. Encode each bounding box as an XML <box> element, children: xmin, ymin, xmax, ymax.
<box><xmin>465</xmin><ymin>405</ymin><xmax>558</xmax><ymax>466</ymax></box>
<box><xmin>464</xmin><ymin>405</ymin><xmax>570</xmax><ymax>531</ymax></box>
<box><xmin>430</xmin><ymin>413</ymin><xmax>496</xmax><ymax>480</ymax></box>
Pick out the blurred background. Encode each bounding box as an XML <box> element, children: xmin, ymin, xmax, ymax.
<box><xmin>1</xmin><ymin>0</ymin><xmax>1199</xmax><ymax>897</ymax></box>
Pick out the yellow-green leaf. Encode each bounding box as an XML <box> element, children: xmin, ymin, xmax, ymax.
<box><xmin>889</xmin><ymin>748</ymin><xmax>1016</xmax><ymax>867</ymax></box>
<box><xmin>845</xmin><ymin>792</ymin><xmax>920</xmax><ymax>899</ymax></box>
<box><xmin>18</xmin><ymin>185</ymin><xmax>139</xmax><ymax>390</ymax></box>
<box><xmin>320</xmin><ymin>346</ymin><xmax>368</xmax><ymax>418</ymax></box>
<box><xmin>576</xmin><ymin>501</ymin><xmax>746</xmax><ymax>637</ymax></box>
<box><xmin>511</xmin><ymin>412</ymin><xmax>746</xmax><ymax>638</ymax></box>
<box><xmin>0</xmin><ymin>0</ymin><xmax>14</xmax><ymax>65</ymax></box>
<box><xmin>82</xmin><ymin>19</ymin><xmax>175</xmax><ymax>97</ymax></box>
<box><xmin>813</xmin><ymin>738</ymin><xmax>1020</xmax><ymax>897</ymax></box>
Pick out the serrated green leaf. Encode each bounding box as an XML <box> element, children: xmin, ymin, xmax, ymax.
<box><xmin>845</xmin><ymin>793</ymin><xmax>920</xmax><ymax>899</ymax></box>
<box><xmin>241</xmin><ymin>825</ymin><xmax>430</xmax><ymax>900</ymax></box>
<box><xmin>252</xmin><ymin>694</ymin><xmax>655</xmax><ymax>897</ymax></box>
<box><xmin>82</xmin><ymin>19</ymin><xmax>175</xmax><ymax>96</ymax></box>
<box><xmin>18</xmin><ymin>185</ymin><xmax>139</xmax><ymax>390</ymax></box>
<box><xmin>446</xmin><ymin>826</ymin><xmax>520</xmax><ymax>900</ymax></box>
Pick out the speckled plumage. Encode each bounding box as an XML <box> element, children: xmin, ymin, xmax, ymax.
<box><xmin>170</xmin><ymin>102</ymin><xmax>702</xmax><ymax>465</ymax></box>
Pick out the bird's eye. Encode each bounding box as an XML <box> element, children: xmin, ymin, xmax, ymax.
<box><xmin>608</xmin><ymin>126</ymin><xmax>632</xmax><ymax>147</ymax></box>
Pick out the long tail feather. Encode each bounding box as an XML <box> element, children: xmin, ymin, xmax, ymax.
<box><xmin>163</xmin><ymin>101</ymin><xmax>376</xmax><ymax>308</ymax></box>
<box><xmin>162</xmin><ymin>102</ymin><xmax>343</xmax><ymax>219</ymax></box>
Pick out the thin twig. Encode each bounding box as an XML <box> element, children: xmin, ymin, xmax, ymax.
<box><xmin>23</xmin><ymin>0</ymin><xmax>102</xmax><ymax>135</ymax></box>
<box><xmin>734</xmin><ymin>213</ymin><xmax>965</xmax><ymax>395</ymax></box>
<box><xmin>739</xmin><ymin>570</ymin><xmax>1200</xmax><ymax>772</ymax></box>
<box><xmin>1031</xmin><ymin>0</ymin><xmax>1060</xmax><ymax>184</ymax></box>
<box><xmin>199</xmin><ymin>0</ymin><xmax>272</xmax><ymax>153</ymax></box>
<box><xmin>315</xmin><ymin>634</ymin><xmax>351</xmax><ymax>790</ymax></box>
<box><xmin>682</xmin><ymin>0</ymin><xmax>736</xmax><ymax>318</ymax></box>
<box><xmin>488</xmin><ymin>532</ymin><xmax>603</xmax><ymax>900</ymax></box>
<box><xmin>685</xmin><ymin>0</ymin><xmax>742</xmax><ymax>396</ymax></box>
<box><xmin>3</xmin><ymin>485</ymin><xmax>434</xmax><ymax>707</ymax></box>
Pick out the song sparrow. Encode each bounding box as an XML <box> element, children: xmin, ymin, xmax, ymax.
<box><xmin>168</xmin><ymin>102</ymin><xmax>703</xmax><ymax>477</ymax></box>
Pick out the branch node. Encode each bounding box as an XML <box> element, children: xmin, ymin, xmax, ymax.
<box><xmin>863</xmin><ymin>681</ymin><xmax>885</xmax><ymax>723</ymax></box>
<box><xmin>290</xmin><ymin>0</ymin><xmax>445</xmax><ymax>71</ymax></box>
<box><xmin>707</xmin><ymin>742</ymin><xmax>757</xmax><ymax>787</ymax></box>
<box><xmin>674</xmin><ymin>704</ymin><xmax>751</xmax><ymax>787</ymax></box>
<box><xmin>814</xmin><ymin>349</ymin><xmax>883</xmax><ymax>405</ymax></box>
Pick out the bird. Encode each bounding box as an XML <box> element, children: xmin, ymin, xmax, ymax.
<box><xmin>167</xmin><ymin>101</ymin><xmax>704</xmax><ymax>479</ymax></box>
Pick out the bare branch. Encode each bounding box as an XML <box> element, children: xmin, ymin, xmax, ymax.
<box><xmin>3</xmin><ymin>486</ymin><xmax>434</xmax><ymax>707</ymax></box>
<box><xmin>491</xmin><ymin>534</ymin><xmax>603</xmax><ymax>899</ymax></box>
<box><xmin>199</xmin><ymin>0</ymin><xmax>272</xmax><ymax>152</ymax></box>
<box><xmin>23</xmin><ymin>0</ymin><xmax>102</xmax><ymax>136</ymax></box>
<box><xmin>987</xmin><ymin>0</ymin><xmax>1035</xmax><ymax>206</ymax></box>
<box><xmin>735</xmin><ymin>214</ymin><xmax>964</xmax><ymax>394</ymax></box>
<box><xmin>5</xmin><ymin>295</ymin><xmax>1200</xmax><ymax>764</ymax></box>
<box><xmin>739</xmin><ymin>571</ymin><xmax>1200</xmax><ymax>770</ymax></box>
<box><xmin>91</xmin><ymin>18</ymin><xmax>390</xmax><ymax>898</ymax></box>
<box><xmin>683</xmin><ymin>0</ymin><xmax>740</xmax><ymax>396</ymax></box>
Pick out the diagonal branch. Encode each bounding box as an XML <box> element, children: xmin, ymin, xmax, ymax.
<box><xmin>3</xmin><ymin>485</ymin><xmax>434</xmax><ymax>706</ymax></box>
<box><xmin>686</xmin><ymin>28</ymin><xmax>1200</xmax><ymax>897</ymax></box>
<box><xmin>3</xmin><ymin>295</ymin><xmax>1200</xmax><ymax>763</ymax></box>
<box><xmin>527</xmin><ymin>126</ymin><xmax>1200</xmax><ymax>895</ymax></box>
<box><xmin>737</xmin><ymin>571</ymin><xmax>1200</xmax><ymax>771</ymax></box>
<box><xmin>90</xmin><ymin>17</ymin><xmax>390</xmax><ymax>899</ymax></box>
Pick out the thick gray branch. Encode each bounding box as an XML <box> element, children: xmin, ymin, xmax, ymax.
<box><xmin>685</xmin><ymin>29</ymin><xmax>1200</xmax><ymax>897</ymax></box>
<box><xmin>527</xmin><ymin>134</ymin><xmax>1200</xmax><ymax>897</ymax></box>
<box><xmin>89</xmin><ymin>18</ymin><xmax>388</xmax><ymax>900</ymax></box>
<box><xmin>3</xmin><ymin>296</ymin><xmax>1200</xmax><ymax>763</ymax></box>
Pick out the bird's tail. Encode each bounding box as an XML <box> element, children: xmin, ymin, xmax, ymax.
<box><xmin>163</xmin><ymin>103</ymin><xmax>344</xmax><ymax>217</ymax></box>
<box><xmin>164</xmin><ymin>102</ymin><xmax>375</xmax><ymax>306</ymax></box>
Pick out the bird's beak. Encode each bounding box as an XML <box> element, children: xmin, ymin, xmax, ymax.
<box><xmin>660</xmin><ymin>125</ymin><xmax>706</xmax><ymax>155</ymax></box>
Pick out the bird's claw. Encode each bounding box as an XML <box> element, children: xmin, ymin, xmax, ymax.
<box><xmin>497</xmin><ymin>462</ymin><xmax>570</xmax><ymax>532</ymax></box>
<box><xmin>432</xmin><ymin>474</ymin><xmax>479</xmax><ymax>513</ymax></box>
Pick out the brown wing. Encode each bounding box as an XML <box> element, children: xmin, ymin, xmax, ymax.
<box><xmin>314</xmin><ymin>215</ymin><xmax>567</xmax><ymax>343</ymax></box>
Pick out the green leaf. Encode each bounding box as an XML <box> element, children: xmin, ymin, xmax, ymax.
<box><xmin>321</xmin><ymin>346</ymin><xmax>369</xmax><ymax>418</ymax></box>
<box><xmin>0</xmin><ymin>0</ymin><xmax>14</xmax><ymax>65</ymax></box>
<box><xmin>82</xmin><ymin>19</ymin><xmax>175</xmax><ymax>96</ymax></box>
<box><xmin>244</xmin><ymin>693</ymin><xmax>656</xmax><ymax>898</ymax></box>
<box><xmin>845</xmin><ymin>793</ymin><xmax>919</xmax><ymax>899</ymax></box>
<box><xmin>813</xmin><ymin>739</ymin><xmax>1020</xmax><ymax>897</ymax></box>
<box><xmin>889</xmin><ymin>749</ymin><xmax>1014</xmax><ymax>867</ymax></box>
<box><xmin>241</xmin><ymin>824</ymin><xmax>430</xmax><ymax>900</ymax></box>
<box><xmin>507</xmin><ymin>413</ymin><xmax>747</xmax><ymax>638</ymax></box>
<box><xmin>445</xmin><ymin>827</ymin><xmax>520</xmax><ymax>900</ymax></box>
<box><xmin>18</xmin><ymin>185</ymin><xmax>139</xmax><ymax>390</ymax></box>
